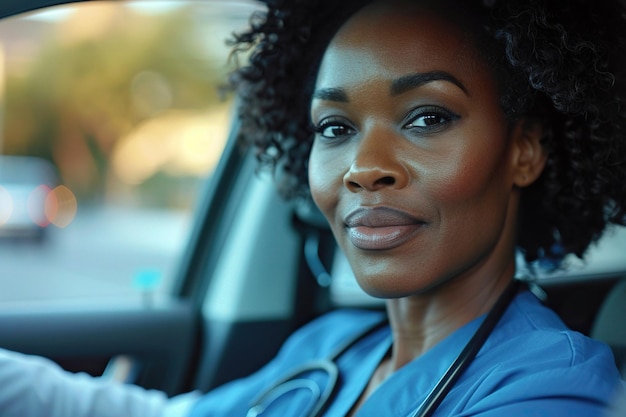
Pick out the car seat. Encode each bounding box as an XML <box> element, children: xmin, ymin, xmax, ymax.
<box><xmin>590</xmin><ymin>279</ymin><xmax>626</xmax><ymax>378</ymax></box>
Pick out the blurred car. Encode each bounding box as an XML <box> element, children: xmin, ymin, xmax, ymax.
<box><xmin>0</xmin><ymin>155</ymin><xmax>59</xmax><ymax>240</ymax></box>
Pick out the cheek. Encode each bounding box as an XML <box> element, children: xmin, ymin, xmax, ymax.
<box><xmin>424</xmin><ymin>130</ymin><xmax>512</xmax><ymax>204</ymax></box>
<box><xmin>420</xmin><ymin>140</ymin><xmax>515</xmax><ymax>264</ymax></box>
<box><xmin>308</xmin><ymin>144</ymin><xmax>342</xmax><ymax>215</ymax></box>
<box><xmin>427</xmin><ymin>159</ymin><xmax>492</xmax><ymax>203</ymax></box>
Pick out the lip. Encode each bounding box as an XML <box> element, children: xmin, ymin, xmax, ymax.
<box><xmin>344</xmin><ymin>207</ymin><xmax>426</xmax><ymax>250</ymax></box>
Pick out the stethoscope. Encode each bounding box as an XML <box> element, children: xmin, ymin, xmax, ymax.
<box><xmin>247</xmin><ymin>279</ymin><xmax>522</xmax><ymax>417</ymax></box>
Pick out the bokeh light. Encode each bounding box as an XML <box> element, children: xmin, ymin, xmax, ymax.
<box><xmin>45</xmin><ymin>185</ymin><xmax>78</xmax><ymax>228</ymax></box>
<box><xmin>0</xmin><ymin>186</ymin><xmax>13</xmax><ymax>226</ymax></box>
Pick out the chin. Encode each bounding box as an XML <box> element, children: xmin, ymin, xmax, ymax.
<box><xmin>355</xmin><ymin>274</ymin><xmax>428</xmax><ymax>299</ymax></box>
<box><xmin>355</xmin><ymin>269</ymin><xmax>460</xmax><ymax>299</ymax></box>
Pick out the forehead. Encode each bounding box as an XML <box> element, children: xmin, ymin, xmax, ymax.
<box><xmin>315</xmin><ymin>3</ymin><xmax>485</xmax><ymax>91</ymax></box>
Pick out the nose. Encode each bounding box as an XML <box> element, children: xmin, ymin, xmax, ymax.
<box><xmin>343</xmin><ymin>128</ymin><xmax>410</xmax><ymax>192</ymax></box>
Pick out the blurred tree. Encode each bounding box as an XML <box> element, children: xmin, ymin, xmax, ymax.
<box><xmin>2</xmin><ymin>3</ymin><xmax>230</xmax><ymax>203</ymax></box>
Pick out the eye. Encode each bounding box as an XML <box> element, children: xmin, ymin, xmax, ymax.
<box><xmin>313</xmin><ymin>118</ymin><xmax>355</xmax><ymax>140</ymax></box>
<box><xmin>403</xmin><ymin>106</ymin><xmax>459</xmax><ymax>133</ymax></box>
<box><xmin>410</xmin><ymin>114</ymin><xmax>444</xmax><ymax>127</ymax></box>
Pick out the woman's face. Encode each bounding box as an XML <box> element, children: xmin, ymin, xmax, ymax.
<box><xmin>309</xmin><ymin>3</ymin><xmax>529</xmax><ymax>298</ymax></box>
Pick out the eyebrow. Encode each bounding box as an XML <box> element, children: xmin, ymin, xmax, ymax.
<box><xmin>391</xmin><ymin>71</ymin><xmax>468</xmax><ymax>96</ymax></box>
<box><xmin>312</xmin><ymin>70</ymin><xmax>469</xmax><ymax>103</ymax></box>
<box><xmin>312</xmin><ymin>87</ymin><xmax>349</xmax><ymax>102</ymax></box>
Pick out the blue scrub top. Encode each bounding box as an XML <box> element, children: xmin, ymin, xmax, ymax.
<box><xmin>189</xmin><ymin>291</ymin><xmax>622</xmax><ymax>417</ymax></box>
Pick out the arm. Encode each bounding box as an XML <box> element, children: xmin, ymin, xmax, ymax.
<box><xmin>0</xmin><ymin>348</ymin><xmax>200</xmax><ymax>417</ymax></box>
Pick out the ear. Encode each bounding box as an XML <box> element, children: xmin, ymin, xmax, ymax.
<box><xmin>509</xmin><ymin>118</ymin><xmax>548</xmax><ymax>187</ymax></box>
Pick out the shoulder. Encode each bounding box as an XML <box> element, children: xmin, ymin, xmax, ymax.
<box><xmin>491</xmin><ymin>291</ymin><xmax>616</xmax><ymax>370</ymax></box>
<box><xmin>456</xmin><ymin>291</ymin><xmax>621</xmax><ymax>416</ymax></box>
<box><xmin>490</xmin><ymin>291</ymin><xmax>619</xmax><ymax>381</ymax></box>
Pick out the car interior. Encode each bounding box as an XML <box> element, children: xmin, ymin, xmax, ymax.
<box><xmin>0</xmin><ymin>0</ymin><xmax>624</xmax><ymax>405</ymax></box>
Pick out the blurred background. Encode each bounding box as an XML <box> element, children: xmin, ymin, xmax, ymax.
<box><xmin>0</xmin><ymin>0</ymin><xmax>258</xmax><ymax>306</ymax></box>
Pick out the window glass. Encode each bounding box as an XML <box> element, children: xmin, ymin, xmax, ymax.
<box><xmin>0</xmin><ymin>0</ymin><xmax>260</xmax><ymax>306</ymax></box>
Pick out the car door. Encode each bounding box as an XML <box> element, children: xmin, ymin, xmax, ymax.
<box><xmin>0</xmin><ymin>0</ymin><xmax>317</xmax><ymax>397</ymax></box>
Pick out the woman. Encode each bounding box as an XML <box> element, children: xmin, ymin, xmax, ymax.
<box><xmin>0</xmin><ymin>0</ymin><xmax>623</xmax><ymax>416</ymax></box>
<box><xmin>189</xmin><ymin>0</ymin><xmax>626</xmax><ymax>415</ymax></box>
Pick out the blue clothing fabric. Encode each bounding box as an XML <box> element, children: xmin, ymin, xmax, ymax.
<box><xmin>189</xmin><ymin>291</ymin><xmax>622</xmax><ymax>416</ymax></box>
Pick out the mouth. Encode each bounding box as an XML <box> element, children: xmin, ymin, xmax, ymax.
<box><xmin>344</xmin><ymin>207</ymin><xmax>426</xmax><ymax>251</ymax></box>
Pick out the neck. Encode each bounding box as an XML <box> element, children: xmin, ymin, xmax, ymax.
<box><xmin>383</xmin><ymin>259</ymin><xmax>515</xmax><ymax>372</ymax></box>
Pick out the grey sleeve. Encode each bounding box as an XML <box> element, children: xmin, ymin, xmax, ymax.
<box><xmin>0</xmin><ymin>348</ymin><xmax>200</xmax><ymax>417</ymax></box>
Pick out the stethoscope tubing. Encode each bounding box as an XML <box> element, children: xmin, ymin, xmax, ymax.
<box><xmin>248</xmin><ymin>279</ymin><xmax>522</xmax><ymax>417</ymax></box>
<box><xmin>410</xmin><ymin>279</ymin><xmax>522</xmax><ymax>417</ymax></box>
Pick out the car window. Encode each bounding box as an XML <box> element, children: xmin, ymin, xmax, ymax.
<box><xmin>0</xmin><ymin>0</ymin><xmax>261</xmax><ymax>307</ymax></box>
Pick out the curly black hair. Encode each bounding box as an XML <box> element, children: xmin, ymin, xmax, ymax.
<box><xmin>228</xmin><ymin>0</ymin><xmax>626</xmax><ymax>268</ymax></box>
